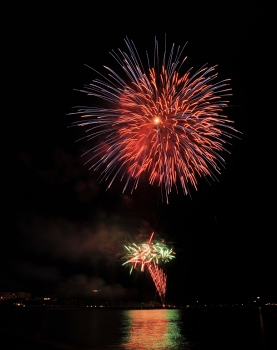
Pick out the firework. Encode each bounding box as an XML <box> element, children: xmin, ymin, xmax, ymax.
<box><xmin>71</xmin><ymin>36</ymin><xmax>240</xmax><ymax>202</ymax></box>
<box><xmin>122</xmin><ymin>232</ymin><xmax>175</xmax><ymax>305</ymax></box>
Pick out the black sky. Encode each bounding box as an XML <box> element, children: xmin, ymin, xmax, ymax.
<box><xmin>1</xmin><ymin>1</ymin><xmax>275</xmax><ymax>305</ymax></box>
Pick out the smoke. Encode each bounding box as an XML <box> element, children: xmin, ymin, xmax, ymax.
<box><xmin>14</xmin><ymin>211</ymin><xmax>145</xmax><ymax>297</ymax></box>
<box><xmin>20</xmin><ymin>215</ymin><xmax>126</xmax><ymax>261</ymax></box>
<box><xmin>56</xmin><ymin>274</ymin><xmax>126</xmax><ymax>299</ymax></box>
<box><xmin>7</xmin><ymin>147</ymin><xmax>158</xmax><ymax>298</ymax></box>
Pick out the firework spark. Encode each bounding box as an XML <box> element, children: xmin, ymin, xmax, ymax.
<box><xmin>72</xmin><ymin>37</ymin><xmax>240</xmax><ymax>202</ymax></box>
<box><xmin>122</xmin><ymin>232</ymin><xmax>175</xmax><ymax>305</ymax></box>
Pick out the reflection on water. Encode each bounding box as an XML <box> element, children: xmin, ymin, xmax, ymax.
<box><xmin>257</xmin><ymin>307</ymin><xmax>267</xmax><ymax>350</ymax></box>
<box><xmin>120</xmin><ymin>309</ymin><xmax>190</xmax><ymax>350</ymax></box>
<box><xmin>258</xmin><ymin>307</ymin><xmax>265</xmax><ymax>335</ymax></box>
<box><xmin>1</xmin><ymin>306</ymin><xmax>276</xmax><ymax>350</ymax></box>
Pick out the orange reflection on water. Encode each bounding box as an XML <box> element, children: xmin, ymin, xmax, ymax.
<box><xmin>120</xmin><ymin>309</ymin><xmax>188</xmax><ymax>350</ymax></box>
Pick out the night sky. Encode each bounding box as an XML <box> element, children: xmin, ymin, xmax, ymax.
<box><xmin>1</xmin><ymin>2</ymin><xmax>274</xmax><ymax>305</ymax></box>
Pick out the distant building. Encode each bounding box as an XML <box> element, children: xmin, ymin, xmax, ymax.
<box><xmin>0</xmin><ymin>291</ymin><xmax>32</xmax><ymax>300</ymax></box>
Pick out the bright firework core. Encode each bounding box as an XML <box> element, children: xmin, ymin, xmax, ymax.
<box><xmin>153</xmin><ymin>117</ymin><xmax>161</xmax><ymax>125</ymax></box>
<box><xmin>72</xmin><ymin>36</ymin><xmax>240</xmax><ymax>203</ymax></box>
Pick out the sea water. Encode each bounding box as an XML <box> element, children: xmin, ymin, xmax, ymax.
<box><xmin>1</xmin><ymin>306</ymin><xmax>276</xmax><ymax>349</ymax></box>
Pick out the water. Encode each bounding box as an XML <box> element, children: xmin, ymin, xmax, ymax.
<box><xmin>1</xmin><ymin>306</ymin><xmax>276</xmax><ymax>349</ymax></box>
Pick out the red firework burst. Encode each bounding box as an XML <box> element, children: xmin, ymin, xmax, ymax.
<box><xmin>71</xmin><ymin>37</ymin><xmax>240</xmax><ymax>202</ymax></box>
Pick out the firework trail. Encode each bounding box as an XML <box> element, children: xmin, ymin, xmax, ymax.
<box><xmin>122</xmin><ymin>232</ymin><xmax>175</xmax><ymax>305</ymax></box>
<box><xmin>71</xmin><ymin>36</ymin><xmax>240</xmax><ymax>202</ymax></box>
